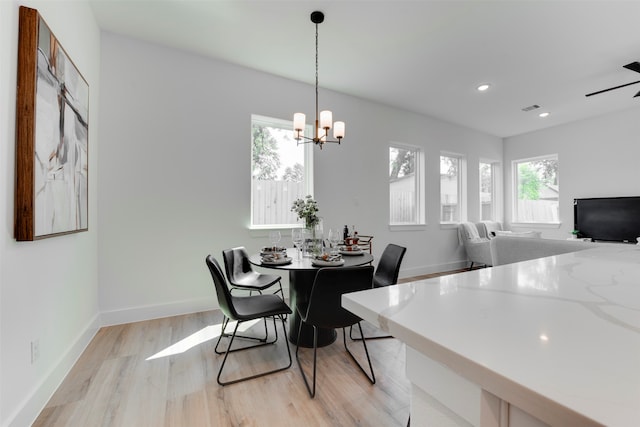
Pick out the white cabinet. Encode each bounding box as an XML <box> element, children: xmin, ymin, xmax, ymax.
<box><xmin>407</xmin><ymin>347</ymin><xmax>548</xmax><ymax>427</ymax></box>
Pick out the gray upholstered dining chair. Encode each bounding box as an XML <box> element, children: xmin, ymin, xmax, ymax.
<box><xmin>206</xmin><ymin>255</ymin><xmax>292</xmax><ymax>386</ymax></box>
<box><xmin>295</xmin><ymin>266</ymin><xmax>376</xmax><ymax>398</ymax></box>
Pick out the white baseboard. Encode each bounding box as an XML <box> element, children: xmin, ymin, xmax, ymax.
<box><xmin>5</xmin><ymin>314</ymin><xmax>101</xmax><ymax>427</ymax></box>
<box><xmin>100</xmin><ymin>296</ymin><xmax>218</xmax><ymax>327</ymax></box>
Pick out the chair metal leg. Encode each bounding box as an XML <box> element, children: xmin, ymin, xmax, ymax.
<box><xmin>295</xmin><ymin>320</ymin><xmax>318</xmax><ymax>398</ymax></box>
<box><xmin>343</xmin><ymin>323</ymin><xmax>376</xmax><ymax>385</ymax></box>
<box><xmin>216</xmin><ymin>316</ymin><xmax>269</xmax><ymax>348</ymax></box>
<box><xmin>216</xmin><ymin>314</ymin><xmax>292</xmax><ymax>386</ymax></box>
<box><xmin>296</xmin><ymin>322</ymin><xmax>375</xmax><ymax>398</ymax></box>
<box><xmin>349</xmin><ymin>323</ymin><xmax>392</xmax><ymax>341</ymax></box>
<box><xmin>215</xmin><ymin>315</ymin><xmax>273</xmax><ymax>355</ymax></box>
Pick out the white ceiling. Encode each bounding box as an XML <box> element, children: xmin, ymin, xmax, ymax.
<box><xmin>89</xmin><ymin>0</ymin><xmax>640</xmax><ymax>138</ymax></box>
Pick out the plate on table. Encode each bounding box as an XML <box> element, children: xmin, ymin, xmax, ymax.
<box><xmin>261</xmin><ymin>256</ymin><xmax>292</xmax><ymax>266</ymax></box>
<box><xmin>311</xmin><ymin>258</ymin><xmax>345</xmax><ymax>267</ymax></box>
<box><xmin>340</xmin><ymin>249</ymin><xmax>363</xmax><ymax>256</ymax></box>
<box><xmin>339</xmin><ymin>245</ymin><xmax>363</xmax><ymax>255</ymax></box>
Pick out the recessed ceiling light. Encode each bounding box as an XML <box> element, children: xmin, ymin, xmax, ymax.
<box><xmin>539</xmin><ymin>112</ymin><xmax>550</xmax><ymax>118</ymax></box>
<box><xmin>477</xmin><ymin>84</ymin><xmax>491</xmax><ymax>92</ymax></box>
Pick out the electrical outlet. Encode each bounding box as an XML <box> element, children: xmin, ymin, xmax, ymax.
<box><xmin>31</xmin><ymin>340</ymin><xmax>40</xmax><ymax>364</ymax></box>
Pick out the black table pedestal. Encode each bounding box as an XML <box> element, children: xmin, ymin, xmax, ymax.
<box><xmin>288</xmin><ymin>269</ymin><xmax>337</xmax><ymax>348</ymax></box>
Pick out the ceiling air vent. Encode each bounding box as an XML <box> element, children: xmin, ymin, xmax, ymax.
<box><xmin>521</xmin><ymin>104</ymin><xmax>540</xmax><ymax>112</ymax></box>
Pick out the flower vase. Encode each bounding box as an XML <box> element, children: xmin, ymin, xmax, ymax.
<box><xmin>303</xmin><ymin>218</ymin><xmax>323</xmax><ymax>257</ymax></box>
<box><xmin>302</xmin><ymin>227</ymin><xmax>314</xmax><ymax>257</ymax></box>
<box><xmin>312</xmin><ymin>219</ymin><xmax>323</xmax><ymax>256</ymax></box>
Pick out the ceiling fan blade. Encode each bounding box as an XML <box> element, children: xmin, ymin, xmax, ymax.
<box><xmin>623</xmin><ymin>61</ymin><xmax>640</xmax><ymax>74</ymax></box>
<box><xmin>585</xmin><ymin>79</ymin><xmax>640</xmax><ymax>97</ymax></box>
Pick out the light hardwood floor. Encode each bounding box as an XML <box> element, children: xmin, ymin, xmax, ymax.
<box><xmin>33</xmin><ymin>311</ymin><xmax>411</xmax><ymax>427</ymax></box>
<box><xmin>33</xmin><ymin>269</ymin><xmax>468</xmax><ymax>427</ymax></box>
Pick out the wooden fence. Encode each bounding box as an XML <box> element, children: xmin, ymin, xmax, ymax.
<box><xmin>252</xmin><ymin>179</ymin><xmax>305</xmax><ymax>225</ymax></box>
<box><xmin>390</xmin><ymin>190</ymin><xmax>416</xmax><ymax>224</ymax></box>
<box><xmin>516</xmin><ymin>199</ymin><xmax>559</xmax><ymax>222</ymax></box>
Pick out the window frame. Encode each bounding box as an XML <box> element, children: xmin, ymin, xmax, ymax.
<box><xmin>512</xmin><ymin>154</ymin><xmax>560</xmax><ymax>225</ymax></box>
<box><xmin>388</xmin><ymin>142</ymin><xmax>426</xmax><ymax>228</ymax></box>
<box><xmin>249</xmin><ymin>114</ymin><xmax>314</xmax><ymax>230</ymax></box>
<box><xmin>479</xmin><ymin>159</ymin><xmax>500</xmax><ymax>222</ymax></box>
<box><xmin>440</xmin><ymin>152</ymin><xmax>467</xmax><ymax>225</ymax></box>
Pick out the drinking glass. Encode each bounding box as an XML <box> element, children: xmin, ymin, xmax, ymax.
<box><xmin>269</xmin><ymin>230</ymin><xmax>281</xmax><ymax>250</ymax></box>
<box><xmin>291</xmin><ymin>228</ymin><xmax>303</xmax><ymax>260</ymax></box>
<box><xmin>328</xmin><ymin>228</ymin><xmax>341</xmax><ymax>256</ymax></box>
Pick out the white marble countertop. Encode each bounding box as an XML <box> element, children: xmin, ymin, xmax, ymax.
<box><xmin>342</xmin><ymin>245</ymin><xmax>640</xmax><ymax>427</ymax></box>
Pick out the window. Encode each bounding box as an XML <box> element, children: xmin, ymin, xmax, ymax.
<box><xmin>389</xmin><ymin>144</ymin><xmax>424</xmax><ymax>225</ymax></box>
<box><xmin>440</xmin><ymin>153</ymin><xmax>465</xmax><ymax>223</ymax></box>
<box><xmin>251</xmin><ymin>115</ymin><xmax>313</xmax><ymax>228</ymax></box>
<box><xmin>513</xmin><ymin>155</ymin><xmax>559</xmax><ymax>223</ymax></box>
<box><xmin>480</xmin><ymin>161</ymin><xmax>496</xmax><ymax>221</ymax></box>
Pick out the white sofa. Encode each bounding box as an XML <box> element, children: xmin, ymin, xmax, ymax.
<box><xmin>458</xmin><ymin>222</ymin><xmax>493</xmax><ymax>269</ymax></box>
<box><xmin>489</xmin><ymin>236</ymin><xmax>594</xmax><ymax>266</ymax></box>
<box><xmin>459</xmin><ymin>222</ymin><xmax>584</xmax><ymax>268</ymax></box>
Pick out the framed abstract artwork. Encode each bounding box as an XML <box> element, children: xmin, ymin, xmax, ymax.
<box><xmin>15</xmin><ymin>6</ymin><xmax>89</xmax><ymax>241</ymax></box>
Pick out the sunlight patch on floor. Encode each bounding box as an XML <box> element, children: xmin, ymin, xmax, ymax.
<box><xmin>146</xmin><ymin>319</ymin><xmax>262</xmax><ymax>360</ymax></box>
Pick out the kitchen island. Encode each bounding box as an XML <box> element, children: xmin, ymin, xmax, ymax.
<box><xmin>342</xmin><ymin>244</ymin><xmax>640</xmax><ymax>426</ymax></box>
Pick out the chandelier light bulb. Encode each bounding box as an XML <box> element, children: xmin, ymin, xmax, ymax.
<box><xmin>333</xmin><ymin>121</ymin><xmax>345</xmax><ymax>139</ymax></box>
<box><xmin>320</xmin><ymin>110</ymin><xmax>332</xmax><ymax>129</ymax></box>
<box><xmin>293</xmin><ymin>113</ymin><xmax>306</xmax><ymax>131</ymax></box>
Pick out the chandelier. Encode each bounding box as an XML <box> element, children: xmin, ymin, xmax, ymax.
<box><xmin>293</xmin><ymin>11</ymin><xmax>345</xmax><ymax>149</ymax></box>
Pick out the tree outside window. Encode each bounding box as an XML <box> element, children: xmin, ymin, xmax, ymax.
<box><xmin>514</xmin><ymin>156</ymin><xmax>559</xmax><ymax>223</ymax></box>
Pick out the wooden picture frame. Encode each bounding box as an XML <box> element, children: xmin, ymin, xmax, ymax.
<box><xmin>15</xmin><ymin>6</ymin><xmax>89</xmax><ymax>241</ymax></box>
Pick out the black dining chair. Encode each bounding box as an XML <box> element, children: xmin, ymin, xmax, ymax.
<box><xmin>206</xmin><ymin>255</ymin><xmax>292</xmax><ymax>386</ymax></box>
<box><xmin>295</xmin><ymin>265</ymin><xmax>376</xmax><ymax>398</ymax></box>
<box><xmin>222</xmin><ymin>247</ymin><xmax>284</xmax><ymax>297</ymax></box>
<box><xmin>223</xmin><ymin>246</ymin><xmax>287</xmax><ymax>337</ymax></box>
<box><xmin>350</xmin><ymin>243</ymin><xmax>407</xmax><ymax>340</ymax></box>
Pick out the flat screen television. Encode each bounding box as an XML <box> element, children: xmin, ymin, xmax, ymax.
<box><xmin>574</xmin><ymin>196</ymin><xmax>640</xmax><ymax>243</ymax></box>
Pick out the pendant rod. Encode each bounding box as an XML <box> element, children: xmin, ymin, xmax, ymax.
<box><xmin>314</xmin><ymin>20</ymin><xmax>319</xmax><ymax>141</ymax></box>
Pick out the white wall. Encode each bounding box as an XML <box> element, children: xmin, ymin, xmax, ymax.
<box><xmin>97</xmin><ymin>33</ymin><xmax>503</xmax><ymax>325</ymax></box>
<box><xmin>504</xmin><ymin>107</ymin><xmax>640</xmax><ymax>239</ymax></box>
<box><xmin>0</xmin><ymin>2</ymin><xmax>100</xmax><ymax>426</ymax></box>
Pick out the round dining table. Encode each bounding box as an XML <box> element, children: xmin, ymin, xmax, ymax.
<box><xmin>249</xmin><ymin>248</ymin><xmax>374</xmax><ymax>348</ymax></box>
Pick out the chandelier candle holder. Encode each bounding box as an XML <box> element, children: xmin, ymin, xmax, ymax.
<box><xmin>293</xmin><ymin>11</ymin><xmax>345</xmax><ymax>149</ymax></box>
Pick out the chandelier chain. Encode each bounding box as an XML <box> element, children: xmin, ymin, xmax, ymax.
<box><xmin>315</xmin><ymin>21</ymin><xmax>319</xmax><ymax>134</ymax></box>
